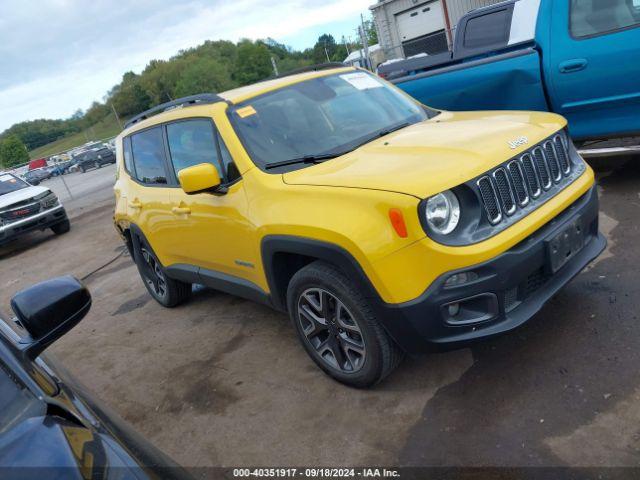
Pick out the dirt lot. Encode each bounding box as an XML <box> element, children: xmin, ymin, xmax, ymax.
<box><xmin>1</xmin><ymin>159</ymin><xmax>639</xmax><ymax>468</ymax></box>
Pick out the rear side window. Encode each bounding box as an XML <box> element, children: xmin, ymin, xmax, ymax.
<box><xmin>166</xmin><ymin>119</ymin><xmax>222</xmax><ymax>177</ymax></box>
<box><xmin>130</xmin><ymin>127</ymin><xmax>168</xmax><ymax>185</ymax></box>
<box><xmin>463</xmin><ymin>9</ymin><xmax>511</xmax><ymax>49</ymax></box>
<box><xmin>570</xmin><ymin>0</ymin><xmax>640</xmax><ymax>38</ymax></box>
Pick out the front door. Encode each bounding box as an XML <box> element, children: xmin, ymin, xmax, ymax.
<box><xmin>163</xmin><ymin>118</ymin><xmax>260</xmax><ymax>286</ymax></box>
<box><xmin>547</xmin><ymin>0</ymin><xmax>640</xmax><ymax>139</ymax></box>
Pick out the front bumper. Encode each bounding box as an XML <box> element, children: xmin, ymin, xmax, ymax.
<box><xmin>377</xmin><ymin>185</ymin><xmax>605</xmax><ymax>354</ymax></box>
<box><xmin>0</xmin><ymin>205</ymin><xmax>68</xmax><ymax>245</ymax></box>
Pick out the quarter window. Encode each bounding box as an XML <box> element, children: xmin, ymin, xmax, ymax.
<box><xmin>570</xmin><ymin>0</ymin><xmax>640</xmax><ymax>38</ymax></box>
<box><xmin>123</xmin><ymin>137</ymin><xmax>134</xmax><ymax>174</ymax></box>
<box><xmin>167</xmin><ymin>119</ymin><xmax>223</xmax><ymax>177</ymax></box>
<box><xmin>130</xmin><ymin>127</ymin><xmax>168</xmax><ymax>185</ymax></box>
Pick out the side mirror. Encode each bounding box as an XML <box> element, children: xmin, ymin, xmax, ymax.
<box><xmin>178</xmin><ymin>163</ymin><xmax>222</xmax><ymax>195</ymax></box>
<box><xmin>9</xmin><ymin>276</ymin><xmax>91</xmax><ymax>360</ymax></box>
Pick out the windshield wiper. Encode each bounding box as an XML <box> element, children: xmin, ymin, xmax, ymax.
<box><xmin>265</xmin><ymin>153</ymin><xmax>340</xmax><ymax>170</ymax></box>
<box><xmin>376</xmin><ymin>122</ymin><xmax>411</xmax><ymax>138</ymax></box>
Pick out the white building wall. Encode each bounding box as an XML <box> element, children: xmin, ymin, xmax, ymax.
<box><xmin>445</xmin><ymin>0</ymin><xmax>505</xmax><ymax>38</ymax></box>
<box><xmin>370</xmin><ymin>0</ymin><xmax>505</xmax><ymax>58</ymax></box>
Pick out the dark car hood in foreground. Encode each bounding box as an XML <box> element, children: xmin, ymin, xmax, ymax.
<box><xmin>0</xmin><ymin>352</ymin><xmax>191</xmax><ymax>480</ymax></box>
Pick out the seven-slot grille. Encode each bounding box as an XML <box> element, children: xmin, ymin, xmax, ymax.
<box><xmin>477</xmin><ymin>134</ymin><xmax>572</xmax><ymax>225</ymax></box>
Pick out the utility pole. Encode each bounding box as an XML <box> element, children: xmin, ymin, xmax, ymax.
<box><xmin>342</xmin><ymin>35</ymin><xmax>350</xmax><ymax>56</ymax></box>
<box><xmin>359</xmin><ymin>14</ymin><xmax>371</xmax><ymax>71</ymax></box>
<box><xmin>270</xmin><ymin>56</ymin><xmax>279</xmax><ymax>76</ymax></box>
<box><xmin>324</xmin><ymin>43</ymin><xmax>331</xmax><ymax>63</ymax></box>
<box><xmin>110</xmin><ymin>101</ymin><xmax>123</xmax><ymax>130</ymax></box>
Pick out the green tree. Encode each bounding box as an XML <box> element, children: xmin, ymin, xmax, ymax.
<box><xmin>0</xmin><ymin>135</ymin><xmax>29</xmax><ymax>168</ymax></box>
<box><xmin>312</xmin><ymin>34</ymin><xmax>338</xmax><ymax>64</ymax></box>
<box><xmin>110</xmin><ymin>71</ymin><xmax>152</xmax><ymax>117</ymax></box>
<box><xmin>364</xmin><ymin>19</ymin><xmax>378</xmax><ymax>46</ymax></box>
<box><xmin>174</xmin><ymin>57</ymin><xmax>234</xmax><ymax>97</ymax></box>
<box><xmin>233</xmin><ymin>40</ymin><xmax>273</xmax><ymax>85</ymax></box>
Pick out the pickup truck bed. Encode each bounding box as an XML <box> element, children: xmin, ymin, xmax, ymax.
<box><xmin>384</xmin><ymin>0</ymin><xmax>640</xmax><ymax>142</ymax></box>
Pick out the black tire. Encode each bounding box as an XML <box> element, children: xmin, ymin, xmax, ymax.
<box><xmin>80</xmin><ymin>166</ymin><xmax>85</xmax><ymax>173</ymax></box>
<box><xmin>132</xmin><ymin>234</ymin><xmax>191</xmax><ymax>308</ymax></box>
<box><xmin>95</xmin><ymin>161</ymin><xmax>101</xmax><ymax>169</ymax></box>
<box><xmin>51</xmin><ymin>219</ymin><xmax>71</xmax><ymax>235</ymax></box>
<box><xmin>287</xmin><ymin>261</ymin><xmax>403</xmax><ymax>388</ymax></box>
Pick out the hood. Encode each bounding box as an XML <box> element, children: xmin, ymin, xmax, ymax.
<box><xmin>0</xmin><ymin>185</ymin><xmax>49</xmax><ymax>209</ymax></box>
<box><xmin>283</xmin><ymin>111</ymin><xmax>567</xmax><ymax>198</ymax></box>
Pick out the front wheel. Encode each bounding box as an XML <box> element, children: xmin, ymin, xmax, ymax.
<box><xmin>287</xmin><ymin>261</ymin><xmax>403</xmax><ymax>388</ymax></box>
<box><xmin>51</xmin><ymin>219</ymin><xmax>70</xmax><ymax>235</ymax></box>
<box><xmin>133</xmin><ymin>235</ymin><xmax>191</xmax><ymax>307</ymax></box>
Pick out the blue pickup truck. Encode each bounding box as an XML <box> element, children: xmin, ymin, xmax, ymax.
<box><xmin>381</xmin><ymin>0</ymin><xmax>640</xmax><ymax>145</ymax></box>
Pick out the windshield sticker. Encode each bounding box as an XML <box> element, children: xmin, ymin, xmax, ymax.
<box><xmin>340</xmin><ymin>72</ymin><xmax>384</xmax><ymax>90</ymax></box>
<box><xmin>0</xmin><ymin>174</ymin><xmax>15</xmax><ymax>182</ymax></box>
<box><xmin>236</xmin><ymin>106</ymin><xmax>257</xmax><ymax>118</ymax></box>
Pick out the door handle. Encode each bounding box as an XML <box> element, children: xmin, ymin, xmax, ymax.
<box><xmin>128</xmin><ymin>200</ymin><xmax>142</xmax><ymax>209</ymax></box>
<box><xmin>559</xmin><ymin>59</ymin><xmax>588</xmax><ymax>74</ymax></box>
<box><xmin>172</xmin><ymin>206</ymin><xmax>191</xmax><ymax>215</ymax></box>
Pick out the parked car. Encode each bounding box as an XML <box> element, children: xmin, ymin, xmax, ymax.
<box><xmin>381</xmin><ymin>0</ymin><xmax>640</xmax><ymax>144</ymax></box>
<box><xmin>113</xmin><ymin>67</ymin><xmax>605</xmax><ymax>387</ymax></box>
<box><xmin>0</xmin><ymin>173</ymin><xmax>69</xmax><ymax>245</ymax></box>
<box><xmin>23</xmin><ymin>167</ymin><xmax>51</xmax><ymax>185</ymax></box>
<box><xmin>0</xmin><ymin>277</ymin><xmax>191</xmax><ymax>479</ymax></box>
<box><xmin>74</xmin><ymin>147</ymin><xmax>116</xmax><ymax>173</ymax></box>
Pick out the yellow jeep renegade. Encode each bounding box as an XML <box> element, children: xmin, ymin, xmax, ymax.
<box><xmin>114</xmin><ymin>66</ymin><xmax>605</xmax><ymax>387</ymax></box>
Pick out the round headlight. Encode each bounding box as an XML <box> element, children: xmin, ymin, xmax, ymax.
<box><xmin>425</xmin><ymin>190</ymin><xmax>460</xmax><ymax>235</ymax></box>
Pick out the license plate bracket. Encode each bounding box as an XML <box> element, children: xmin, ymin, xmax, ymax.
<box><xmin>546</xmin><ymin>217</ymin><xmax>585</xmax><ymax>274</ymax></box>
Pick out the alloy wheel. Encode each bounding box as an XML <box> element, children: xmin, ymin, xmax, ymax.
<box><xmin>297</xmin><ymin>288</ymin><xmax>366</xmax><ymax>373</ymax></box>
<box><xmin>140</xmin><ymin>247</ymin><xmax>167</xmax><ymax>299</ymax></box>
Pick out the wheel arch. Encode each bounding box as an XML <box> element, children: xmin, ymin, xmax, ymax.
<box><xmin>260</xmin><ymin>235</ymin><xmax>381</xmax><ymax>312</ymax></box>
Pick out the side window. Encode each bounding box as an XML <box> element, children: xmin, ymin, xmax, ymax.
<box><xmin>218</xmin><ymin>133</ymin><xmax>240</xmax><ymax>182</ymax></box>
<box><xmin>463</xmin><ymin>9</ymin><xmax>511</xmax><ymax>50</ymax></box>
<box><xmin>130</xmin><ymin>127</ymin><xmax>168</xmax><ymax>185</ymax></box>
<box><xmin>123</xmin><ymin>136</ymin><xmax>134</xmax><ymax>175</ymax></box>
<box><xmin>167</xmin><ymin>119</ymin><xmax>222</xmax><ymax>177</ymax></box>
<box><xmin>571</xmin><ymin>0</ymin><xmax>640</xmax><ymax>38</ymax></box>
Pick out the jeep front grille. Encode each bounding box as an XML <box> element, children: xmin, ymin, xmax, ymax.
<box><xmin>476</xmin><ymin>134</ymin><xmax>574</xmax><ymax>226</ymax></box>
<box><xmin>477</xmin><ymin>176</ymin><xmax>502</xmax><ymax>225</ymax></box>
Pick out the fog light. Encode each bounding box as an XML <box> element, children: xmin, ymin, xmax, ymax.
<box><xmin>444</xmin><ymin>271</ymin><xmax>479</xmax><ymax>288</ymax></box>
<box><xmin>448</xmin><ymin>303</ymin><xmax>460</xmax><ymax>317</ymax></box>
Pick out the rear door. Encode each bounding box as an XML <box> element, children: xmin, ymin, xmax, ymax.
<box><xmin>545</xmin><ymin>0</ymin><xmax>640</xmax><ymax>139</ymax></box>
<box><xmin>125</xmin><ymin>127</ymin><xmax>177</xmax><ymax>267</ymax></box>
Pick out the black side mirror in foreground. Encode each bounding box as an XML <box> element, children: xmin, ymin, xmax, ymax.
<box><xmin>8</xmin><ymin>276</ymin><xmax>91</xmax><ymax>360</ymax></box>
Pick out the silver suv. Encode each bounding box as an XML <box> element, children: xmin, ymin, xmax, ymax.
<box><xmin>0</xmin><ymin>173</ymin><xmax>69</xmax><ymax>246</ymax></box>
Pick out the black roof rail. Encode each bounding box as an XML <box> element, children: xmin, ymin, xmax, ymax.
<box><xmin>273</xmin><ymin>62</ymin><xmax>347</xmax><ymax>80</ymax></box>
<box><xmin>124</xmin><ymin>93</ymin><xmax>224</xmax><ymax>129</ymax></box>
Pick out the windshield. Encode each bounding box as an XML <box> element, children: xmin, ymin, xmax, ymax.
<box><xmin>0</xmin><ymin>174</ymin><xmax>28</xmax><ymax>195</ymax></box>
<box><xmin>231</xmin><ymin>71</ymin><xmax>435</xmax><ymax>170</ymax></box>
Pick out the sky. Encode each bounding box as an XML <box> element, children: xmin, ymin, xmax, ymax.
<box><xmin>0</xmin><ymin>0</ymin><xmax>372</xmax><ymax>132</ymax></box>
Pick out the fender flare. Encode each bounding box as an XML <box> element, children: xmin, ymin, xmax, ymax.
<box><xmin>260</xmin><ymin>235</ymin><xmax>381</xmax><ymax>312</ymax></box>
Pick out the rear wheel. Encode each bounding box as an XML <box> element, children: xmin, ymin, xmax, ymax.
<box><xmin>133</xmin><ymin>235</ymin><xmax>191</xmax><ymax>307</ymax></box>
<box><xmin>287</xmin><ymin>261</ymin><xmax>403</xmax><ymax>388</ymax></box>
<box><xmin>51</xmin><ymin>219</ymin><xmax>70</xmax><ymax>235</ymax></box>
<box><xmin>80</xmin><ymin>165</ymin><xmax>86</xmax><ymax>173</ymax></box>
